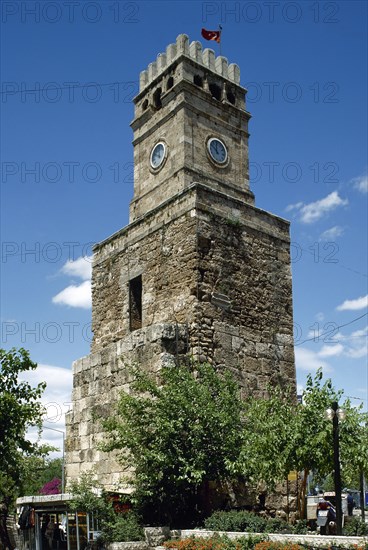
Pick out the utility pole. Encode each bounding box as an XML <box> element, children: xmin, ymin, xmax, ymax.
<box><xmin>44</xmin><ymin>426</ymin><xmax>65</xmax><ymax>493</ymax></box>
<box><xmin>332</xmin><ymin>401</ymin><xmax>343</xmax><ymax>535</ymax></box>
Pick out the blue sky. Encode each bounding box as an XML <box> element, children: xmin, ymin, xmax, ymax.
<box><xmin>1</xmin><ymin>0</ymin><xmax>367</xmax><ymax>455</ymax></box>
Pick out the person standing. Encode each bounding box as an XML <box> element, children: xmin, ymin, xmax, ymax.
<box><xmin>347</xmin><ymin>491</ymin><xmax>356</xmax><ymax>516</ymax></box>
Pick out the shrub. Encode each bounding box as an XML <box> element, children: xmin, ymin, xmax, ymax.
<box><xmin>343</xmin><ymin>517</ymin><xmax>368</xmax><ymax>536</ymax></box>
<box><xmin>99</xmin><ymin>511</ymin><xmax>144</xmax><ymax>543</ymax></box>
<box><xmin>254</xmin><ymin>543</ymin><xmax>303</xmax><ymax>550</ymax></box>
<box><xmin>204</xmin><ymin>511</ymin><xmax>269</xmax><ymax>533</ymax></box>
<box><xmin>39</xmin><ymin>478</ymin><xmax>61</xmax><ymax>495</ymax></box>
<box><xmin>264</xmin><ymin>518</ymin><xmax>290</xmax><ymax>534</ymax></box>
<box><xmin>203</xmin><ymin>511</ymin><xmax>307</xmax><ymax>535</ymax></box>
<box><xmin>290</xmin><ymin>520</ymin><xmax>308</xmax><ymax>535</ymax></box>
<box><xmin>164</xmin><ymin>534</ymin><xmax>266</xmax><ymax>550</ymax></box>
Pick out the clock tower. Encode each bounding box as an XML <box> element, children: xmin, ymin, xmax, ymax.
<box><xmin>129</xmin><ymin>33</ymin><xmax>254</xmax><ymax>221</ymax></box>
<box><xmin>66</xmin><ymin>35</ymin><xmax>296</xmax><ymax>504</ymax></box>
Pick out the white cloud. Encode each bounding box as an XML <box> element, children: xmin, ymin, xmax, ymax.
<box><xmin>336</xmin><ymin>295</ymin><xmax>368</xmax><ymax>311</ymax></box>
<box><xmin>20</xmin><ymin>364</ymin><xmax>73</xmax><ymax>457</ymax></box>
<box><xmin>295</xmin><ymin>347</ymin><xmax>332</xmax><ymax>373</ymax></box>
<box><xmin>52</xmin><ymin>280</ymin><xmax>92</xmax><ymax>309</ymax></box>
<box><xmin>345</xmin><ymin>345</ymin><xmax>367</xmax><ymax>359</ymax></box>
<box><xmin>318</xmin><ymin>344</ymin><xmax>344</xmax><ymax>357</ymax></box>
<box><xmin>307</xmin><ymin>328</ymin><xmax>323</xmax><ymax>340</ymax></box>
<box><xmin>343</xmin><ymin>325</ymin><xmax>367</xmax><ymax>359</ymax></box>
<box><xmin>286</xmin><ymin>191</ymin><xmax>348</xmax><ymax>224</ymax></box>
<box><xmin>299</xmin><ymin>325</ymin><xmax>367</xmax><ymax>365</ymax></box>
<box><xmin>285</xmin><ymin>201</ymin><xmax>303</xmax><ymax>212</ymax></box>
<box><xmin>319</xmin><ymin>326</ymin><xmax>367</xmax><ymax>360</ymax></box>
<box><xmin>350</xmin><ymin>327</ymin><xmax>368</xmax><ymax>339</ymax></box>
<box><xmin>351</xmin><ymin>175</ymin><xmax>368</xmax><ymax>194</ymax></box>
<box><xmin>61</xmin><ymin>256</ymin><xmax>92</xmax><ymax>281</ymax></box>
<box><xmin>319</xmin><ymin>226</ymin><xmax>344</xmax><ymax>241</ymax></box>
<box><xmin>52</xmin><ymin>256</ymin><xmax>93</xmax><ymax>309</ymax></box>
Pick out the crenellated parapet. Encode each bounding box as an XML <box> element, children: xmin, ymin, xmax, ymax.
<box><xmin>130</xmin><ymin>32</ymin><xmax>252</xmax><ymax>222</ymax></box>
<box><xmin>139</xmin><ymin>33</ymin><xmax>241</xmax><ymax>93</ymax></box>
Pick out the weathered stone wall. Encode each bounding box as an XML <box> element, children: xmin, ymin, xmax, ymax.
<box><xmin>65</xmin><ymin>183</ymin><xmax>296</xmax><ymax>488</ymax></box>
<box><xmin>65</xmin><ymin>322</ymin><xmax>190</xmax><ymax>489</ymax></box>
<box><xmin>91</xmin><ymin>197</ymin><xmax>197</xmax><ymax>352</ymax></box>
<box><xmin>131</xmin><ymin>82</ymin><xmax>253</xmax><ymax>222</ymax></box>
<box><xmin>193</xmin><ymin>209</ymin><xmax>295</xmax><ymax>396</ymax></box>
<box><xmin>65</xmin><ymin>33</ymin><xmax>296</xmax><ymax>494</ymax></box>
<box><xmin>130</xmin><ymin>34</ymin><xmax>253</xmax><ymax>223</ymax></box>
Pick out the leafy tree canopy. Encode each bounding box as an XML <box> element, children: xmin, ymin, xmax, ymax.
<box><xmin>39</xmin><ymin>477</ymin><xmax>62</xmax><ymax>495</ymax></box>
<box><xmin>100</xmin><ymin>364</ymin><xmax>367</xmax><ymax>525</ymax></box>
<box><xmin>69</xmin><ymin>472</ymin><xmax>143</xmax><ymax>543</ymax></box>
<box><xmin>0</xmin><ymin>348</ymin><xmax>50</xmax><ymax>550</ymax></box>
<box><xmin>101</xmin><ymin>362</ymin><xmax>244</xmax><ymax>526</ymax></box>
<box><xmin>20</xmin><ymin>457</ymin><xmax>62</xmax><ymax>496</ymax></box>
<box><xmin>238</xmin><ymin>369</ymin><xmax>368</xmax><ymax>515</ymax></box>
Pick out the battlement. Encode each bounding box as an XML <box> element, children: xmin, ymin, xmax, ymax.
<box><xmin>139</xmin><ymin>33</ymin><xmax>240</xmax><ymax>93</ymax></box>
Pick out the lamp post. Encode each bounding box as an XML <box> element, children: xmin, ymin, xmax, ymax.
<box><xmin>43</xmin><ymin>425</ymin><xmax>65</xmax><ymax>494</ymax></box>
<box><xmin>326</xmin><ymin>401</ymin><xmax>345</xmax><ymax>536</ymax></box>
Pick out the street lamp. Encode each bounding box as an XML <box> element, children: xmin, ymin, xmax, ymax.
<box><xmin>325</xmin><ymin>402</ymin><xmax>345</xmax><ymax>536</ymax></box>
<box><xmin>43</xmin><ymin>425</ymin><xmax>65</xmax><ymax>494</ymax></box>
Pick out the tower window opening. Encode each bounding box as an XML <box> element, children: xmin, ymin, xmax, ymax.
<box><xmin>153</xmin><ymin>88</ymin><xmax>162</xmax><ymax>110</ymax></box>
<box><xmin>142</xmin><ymin>99</ymin><xmax>149</xmax><ymax>110</ymax></box>
<box><xmin>193</xmin><ymin>74</ymin><xmax>203</xmax><ymax>88</ymax></box>
<box><xmin>226</xmin><ymin>88</ymin><xmax>236</xmax><ymax>105</ymax></box>
<box><xmin>129</xmin><ymin>275</ymin><xmax>142</xmax><ymax>331</ymax></box>
<box><xmin>167</xmin><ymin>76</ymin><xmax>174</xmax><ymax>90</ymax></box>
<box><xmin>209</xmin><ymin>82</ymin><xmax>221</xmax><ymax>101</ymax></box>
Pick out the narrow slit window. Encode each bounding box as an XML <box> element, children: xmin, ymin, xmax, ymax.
<box><xmin>209</xmin><ymin>82</ymin><xmax>222</xmax><ymax>101</ymax></box>
<box><xmin>153</xmin><ymin>87</ymin><xmax>162</xmax><ymax>110</ymax></box>
<box><xmin>193</xmin><ymin>74</ymin><xmax>203</xmax><ymax>88</ymax></box>
<box><xmin>129</xmin><ymin>275</ymin><xmax>142</xmax><ymax>331</ymax></box>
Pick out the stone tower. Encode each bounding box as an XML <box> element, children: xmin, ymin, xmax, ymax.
<box><xmin>65</xmin><ymin>34</ymin><xmax>296</xmax><ymax>490</ymax></box>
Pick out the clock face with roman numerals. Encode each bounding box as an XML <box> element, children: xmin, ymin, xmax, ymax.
<box><xmin>207</xmin><ymin>137</ymin><xmax>228</xmax><ymax>165</ymax></box>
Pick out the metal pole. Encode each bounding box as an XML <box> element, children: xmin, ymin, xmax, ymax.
<box><xmin>43</xmin><ymin>425</ymin><xmax>65</xmax><ymax>493</ymax></box>
<box><xmin>360</xmin><ymin>470</ymin><xmax>365</xmax><ymax>522</ymax></box>
<box><xmin>61</xmin><ymin>432</ymin><xmax>65</xmax><ymax>494</ymax></box>
<box><xmin>332</xmin><ymin>401</ymin><xmax>343</xmax><ymax>535</ymax></box>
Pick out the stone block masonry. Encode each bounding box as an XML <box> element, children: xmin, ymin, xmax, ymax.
<box><xmin>65</xmin><ymin>182</ymin><xmax>295</xmax><ymax>489</ymax></box>
<box><xmin>65</xmin><ymin>33</ymin><xmax>296</xmax><ymax>498</ymax></box>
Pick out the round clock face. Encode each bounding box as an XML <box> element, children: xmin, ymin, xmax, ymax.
<box><xmin>207</xmin><ymin>137</ymin><xmax>228</xmax><ymax>165</ymax></box>
<box><xmin>150</xmin><ymin>141</ymin><xmax>166</xmax><ymax>169</ymax></box>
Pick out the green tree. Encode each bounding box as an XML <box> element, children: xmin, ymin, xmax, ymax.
<box><xmin>233</xmin><ymin>385</ymin><xmax>297</xmax><ymax>487</ymax></box>
<box><xmin>237</xmin><ymin>369</ymin><xmax>368</xmax><ymax>517</ymax></box>
<box><xmin>0</xmin><ymin>348</ymin><xmax>48</xmax><ymax>550</ymax></box>
<box><xmin>294</xmin><ymin>370</ymin><xmax>367</xmax><ymax>515</ymax></box>
<box><xmin>69</xmin><ymin>472</ymin><xmax>111</xmax><ymax>519</ymax></box>
<box><xmin>20</xmin><ymin>457</ymin><xmax>62</xmax><ymax>496</ymax></box>
<box><xmin>69</xmin><ymin>472</ymin><xmax>143</xmax><ymax>543</ymax></box>
<box><xmin>101</xmin><ymin>363</ymin><xmax>244</xmax><ymax>526</ymax></box>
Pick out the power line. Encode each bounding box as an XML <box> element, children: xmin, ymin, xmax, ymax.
<box><xmin>293</xmin><ymin>244</ymin><xmax>367</xmax><ymax>279</ymax></box>
<box><xmin>295</xmin><ymin>312</ymin><xmax>368</xmax><ymax>346</ymax></box>
<box><xmin>345</xmin><ymin>395</ymin><xmax>367</xmax><ymax>402</ymax></box>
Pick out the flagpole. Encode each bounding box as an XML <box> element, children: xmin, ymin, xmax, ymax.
<box><xmin>219</xmin><ymin>25</ymin><xmax>222</xmax><ymax>56</ymax></box>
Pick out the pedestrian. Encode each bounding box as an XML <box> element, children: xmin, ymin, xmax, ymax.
<box><xmin>45</xmin><ymin>517</ymin><xmax>56</xmax><ymax>550</ymax></box>
<box><xmin>347</xmin><ymin>491</ymin><xmax>355</xmax><ymax>516</ymax></box>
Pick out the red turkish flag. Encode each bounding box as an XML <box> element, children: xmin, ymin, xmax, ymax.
<box><xmin>201</xmin><ymin>28</ymin><xmax>221</xmax><ymax>44</ymax></box>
